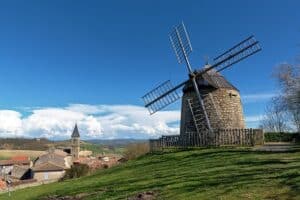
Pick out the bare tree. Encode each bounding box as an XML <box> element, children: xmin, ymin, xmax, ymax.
<box><xmin>261</xmin><ymin>96</ymin><xmax>289</xmax><ymax>132</ymax></box>
<box><xmin>273</xmin><ymin>64</ymin><xmax>300</xmax><ymax>132</ymax></box>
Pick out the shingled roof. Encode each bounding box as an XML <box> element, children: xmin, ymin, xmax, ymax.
<box><xmin>184</xmin><ymin>67</ymin><xmax>238</xmax><ymax>92</ymax></box>
<box><xmin>71</xmin><ymin>124</ymin><xmax>80</xmax><ymax>138</ymax></box>
<box><xmin>34</xmin><ymin>152</ymin><xmax>66</xmax><ymax>168</ymax></box>
<box><xmin>10</xmin><ymin>165</ymin><xmax>30</xmax><ymax>179</ymax></box>
<box><xmin>32</xmin><ymin>162</ymin><xmax>65</xmax><ymax>172</ymax></box>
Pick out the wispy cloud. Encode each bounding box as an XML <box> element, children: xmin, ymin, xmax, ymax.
<box><xmin>245</xmin><ymin>115</ymin><xmax>265</xmax><ymax>123</ymax></box>
<box><xmin>0</xmin><ymin>104</ymin><xmax>180</xmax><ymax>139</ymax></box>
<box><xmin>242</xmin><ymin>93</ymin><xmax>276</xmax><ymax>103</ymax></box>
<box><xmin>244</xmin><ymin>114</ymin><xmax>265</xmax><ymax>128</ymax></box>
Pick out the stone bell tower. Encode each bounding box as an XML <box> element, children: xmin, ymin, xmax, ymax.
<box><xmin>71</xmin><ymin>124</ymin><xmax>80</xmax><ymax>159</ymax></box>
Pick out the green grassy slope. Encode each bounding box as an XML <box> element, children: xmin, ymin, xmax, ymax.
<box><xmin>1</xmin><ymin>147</ymin><xmax>300</xmax><ymax>200</ymax></box>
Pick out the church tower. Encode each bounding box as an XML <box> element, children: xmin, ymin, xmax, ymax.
<box><xmin>71</xmin><ymin>124</ymin><xmax>80</xmax><ymax>159</ymax></box>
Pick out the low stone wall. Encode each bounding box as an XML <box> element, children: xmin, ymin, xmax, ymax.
<box><xmin>149</xmin><ymin>129</ymin><xmax>264</xmax><ymax>151</ymax></box>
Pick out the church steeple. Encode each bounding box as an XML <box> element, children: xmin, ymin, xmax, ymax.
<box><xmin>71</xmin><ymin>124</ymin><xmax>80</xmax><ymax>160</ymax></box>
<box><xmin>71</xmin><ymin>123</ymin><xmax>80</xmax><ymax>138</ymax></box>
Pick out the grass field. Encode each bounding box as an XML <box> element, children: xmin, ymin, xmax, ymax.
<box><xmin>0</xmin><ymin>150</ymin><xmax>46</xmax><ymax>160</ymax></box>
<box><xmin>1</xmin><ymin>147</ymin><xmax>300</xmax><ymax>200</ymax></box>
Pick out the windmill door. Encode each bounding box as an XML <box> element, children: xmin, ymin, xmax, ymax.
<box><xmin>44</xmin><ymin>172</ymin><xmax>49</xmax><ymax>180</ymax></box>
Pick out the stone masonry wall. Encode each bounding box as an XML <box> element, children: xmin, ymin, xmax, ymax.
<box><xmin>180</xmin><ymin>88</ymin><xmax>245</xmax><ymax>136</ymax></box>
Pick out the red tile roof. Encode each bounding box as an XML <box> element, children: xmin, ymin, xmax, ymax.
<box><xmin>11</xmin><ymin>155</ymin><xmax>29</xmax><ymax>161</ymax></box>
<box><xmin>0</xmin><ymin>180</ymin><xmax>6</xmax><ymax>189</ymax></box>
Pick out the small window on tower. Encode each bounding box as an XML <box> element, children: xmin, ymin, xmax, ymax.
<box><xmin>229</xmin><ymin>92</ymin><xmax>237</xmax><ymax>98</ymax></box>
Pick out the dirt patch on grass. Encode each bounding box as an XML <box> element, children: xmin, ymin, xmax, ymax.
<box><xmin>41</xmin><ymin>193</ymin><xmax>89</xmax><ymax>200</ymax></box>
<box><xmin>128</xmin><ymin>191</ymin><xmax>158</xmax><ymax>200</ymax></box>
<box><xmin>42</xmin><ymin>195</ymin><xmax>80</xmax><ymax>200</ymax></box>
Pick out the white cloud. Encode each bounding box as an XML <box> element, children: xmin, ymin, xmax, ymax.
<box><xmin>242</xmin><ymin>93</ymin><xmax>276</xmax><ymax>103</ymax></box>
<box><xmin>21</xmin><ymin>108</ymin><xmax>103</xmax><ymax>138</ymax></box>
<box><xmin>0</xmin><ymin>110</ymin><xmax>23</xmax><ymax>137</ymax></box>
<box><xmin>0</xmin><ymin>104</ymin><xmax>180</xmax><ymax>139</ymax></box>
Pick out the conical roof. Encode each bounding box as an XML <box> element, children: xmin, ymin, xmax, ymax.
<box><xmin>183</xmin><ymin>67</ymin><xmax>238</xmax><ymax>92</ymax></box>
<box><xmin>71</xmin><ymin>124</ymin><xmax>80</xmax><ymax>138</ymax></box>
<box><xmin>199</xmin><ymin>68</ymin><xmax>238</xmax><ymax>90</ymax></box>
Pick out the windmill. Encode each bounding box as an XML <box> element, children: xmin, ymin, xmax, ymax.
<box><xmin>142</xmin><ymin>22</ymin><xmax>261</xmax><ymax>136</ymax></box>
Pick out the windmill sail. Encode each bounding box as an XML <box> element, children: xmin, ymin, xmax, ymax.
<box><xmin>200</xmin><ymin>36</ymin><xmax>261</xmax><ymax>75</ymax></box>
<box><xmin>169</xmin><ymin>22</ymin><xmax>213</xmax><ymax>131</ymax></box>
<box><xmin>169</xmin><ymin>22</ymin><xmax>193</xmax><ymax>65</ymax></box>
<box><xmin>142</xmin><ymin>80</ymin><xmax>183</xmax><ymax>114</ymax></box>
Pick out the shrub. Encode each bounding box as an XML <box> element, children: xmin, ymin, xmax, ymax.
<box><xmin>124</xmin><ymin>142</ymin><xmax>150</xmax><ymax>160</ymax></box>
<box><xmin>264</xmin><ymin>132</ymin><xmax>300</xmax><ymax>142</ymax></box>
<box><xmin>63</xmin><ymin>163</ymin><xmax>89</xmax><ymax>180</ymax></box>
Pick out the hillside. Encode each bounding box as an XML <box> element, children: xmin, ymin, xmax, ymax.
<box><xmin>1</xmin><ymin>147</ymin><xmax>300</xmax><ymax>200</ymax></box>
<box><xmin>0</xmin><ymin>138</ymin><xmax>54</xmax><ymax>151</ymax></box>
<box><xmin>87</xmin><ymin>139</ymin><xmax>147</xmax><ymax>147</ymax></box>
<box><xmin>0</xmin><ymin>138</ymin><xmax>124</xmax><ymax>157</ymax></box>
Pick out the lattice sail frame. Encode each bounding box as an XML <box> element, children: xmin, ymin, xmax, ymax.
<box><xmin>169</xmin><ymin>22</ymin><xmax>193</xmax><ymax>64</ymax></box>
<box><xmin>210</xmin><ymin>36</ymin><xmax>261</xmax><ymax>73</ymax></box>
<box><xmin>142</xmin><ymin>80</ymin><xmax>181</xmax><ymax>114</ymax></box>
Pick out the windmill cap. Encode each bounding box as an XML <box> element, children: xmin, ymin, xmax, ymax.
<box><xmin>184</xmin><ymin>68</ymin><xmax>239</xmax><ymax>91</ymax></box>
<box><xmin>197</xmin><ymin>66</ymin><xmax>220</xmax><ymax>75</ymax></box>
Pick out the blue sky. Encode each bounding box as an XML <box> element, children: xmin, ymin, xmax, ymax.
<box><xmin>0</xmin><ymin>0</ymin><xmax>298</xmax><ymax>139</ymax></box>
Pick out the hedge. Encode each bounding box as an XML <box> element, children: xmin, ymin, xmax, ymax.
<box><xmin>264</xmin><ymin>132</ymin><xmax>300</xmax><ymax>142</ymax></box>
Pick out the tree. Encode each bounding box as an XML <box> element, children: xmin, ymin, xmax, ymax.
<box><xmin>63</xmin><ymin>163</ymin><xmax>90</xmax><ymax>180</ymax></box>
<box><xmin>273</xmin><ymin>64</ymin><xmax>300</xmax><ymax>132</ymax></box>
<box><xmin>261</xmin><ymin>96</ymin><xmax>289</xmax><ymax>132</ymax></box>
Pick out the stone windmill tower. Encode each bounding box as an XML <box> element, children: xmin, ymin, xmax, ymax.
<box><xmin>180</xmin><ymin>67</ymin><xmax>245</xmax><ymax>136</ymax></box>
<box><xmin>71</xmin><ymin>124</ymin><xmax>80</xmax><ymax>159</ymax></box>
<box><xmin>142</xmin><ymin>22</ymin><xmax>261</xmax><ymax>136</ymax></box>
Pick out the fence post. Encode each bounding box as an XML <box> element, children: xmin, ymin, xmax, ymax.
<box><xmin>250</xmin><ymin>128</ymin><xmax>254</xmax><ymax>146</ymax></box>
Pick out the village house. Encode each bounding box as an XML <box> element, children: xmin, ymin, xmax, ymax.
<box><xmin>0</xmin><ymin>156</ymin><xmax>33</xmax><ymax>189</ymax></box>
<box><xmin>0</xmin><ymin>156</ymin><xmax>31</xmax><ymax>175</ymax></box>
<box><xmin>34</xmin><ymin>149</ymin><xmax>72</xmax><ymax>169</ymax></box>
<box><xmin>32</xmin><ymin>147</ymin><xmax>73</xmax><ymax>182</ymax></box>
<box><xmin>31</xmin><ymin>124</ymin><xmax>80</xmax><ymax>182</ymax></box>
<box><xmin>32</xmin><ymin>162</ymin><xmax>65</xmax><ymax>182</ymax></box>
<box><xmin>10</xmin><ymin>165</ymin><xmax>32</xmax><ymax>180</ymax></box>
